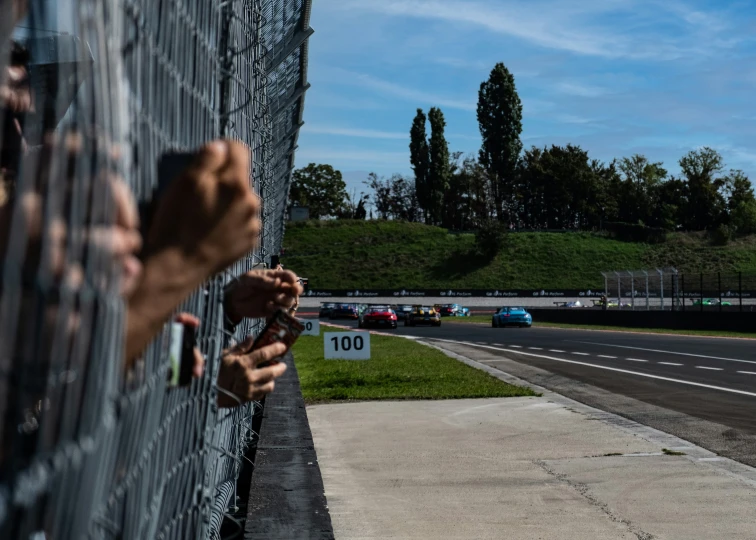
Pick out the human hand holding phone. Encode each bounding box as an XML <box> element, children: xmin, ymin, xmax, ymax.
<box><xmin>216</xmin><ymin>309</ymin><xmax>303</xmax><ymax>407</ymax></box>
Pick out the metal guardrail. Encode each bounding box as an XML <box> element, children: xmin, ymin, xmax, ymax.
<box><xmin>0</xmin><ymin>0</ymin><xmax>311</xmax><ymax>538</ymax></box>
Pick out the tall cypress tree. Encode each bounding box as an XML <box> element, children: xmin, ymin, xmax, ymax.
<box><xmin>428</xmin><ymin>107</ymin><xmax>451</xmax><ymax>226</ymax></box>
<box><xmin>477</xmin><ymin>63</ymin><xmax>523</xmax><ymax>223</ymax></box>
<box><xmin>409</xmin><ymin>109</ymin><xmax>431</xmax><ymax>223</ymax></box>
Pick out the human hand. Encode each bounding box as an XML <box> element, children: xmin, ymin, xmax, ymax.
<box><xmin>0</xmin><ymin>131</ymin><xmax>142</xmax><ymax>297</ymax></box>
<box><xmin>224</xmin><ymin>269</ymin><xmax>304</xmax><ymax>325</ymax></box>
<box><xmin>145</xmin><ymin>140</ymin><xmax>260</xmax><ymax>278</ymax></box>
<box><xmin>216</xmin><ymin>335</ymin><xmax>288</xmax><ymax>408</ymax></box>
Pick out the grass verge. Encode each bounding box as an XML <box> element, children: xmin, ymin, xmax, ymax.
<box><xmin>294</xmin><ymin>329</ymin><xmax>537</xmax><ymax>404</ymax></box>
<box><xmin>442</xmin><ymin>317</ymin><xmax>756</xmax><ymax>338</ymax></box>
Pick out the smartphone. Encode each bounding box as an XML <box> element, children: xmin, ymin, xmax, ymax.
<box><xmin>167</xmin><ymin>321</ymin><xmax>199</xmax><ymax>387</ymax></box>
<box><xmin>251</xmin><ymin>309</ymin><xmax>305</xmax><ymax>368</ymax></box>
<box><xmin>138</xmin><ymin>151</ymin><xmax>195</xmax><ymax>243</ymax></box>
<box><xmin>178</xmin><ymin>324</ymin><xmax>197</xmax><ymax>386</ymax></box>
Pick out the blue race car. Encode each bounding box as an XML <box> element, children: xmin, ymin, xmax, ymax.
<box><xmin>437</xmin><ymin>303</ymin><xmax>471</xmax><ymax>317</ymax></box>
<box><xmin>492</xmin><ymin>306</ymin><xmax>532</xmax><ymax>328</ymax></box>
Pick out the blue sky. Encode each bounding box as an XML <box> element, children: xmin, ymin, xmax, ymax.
<box><xmin>296</xmin><ymin>0</ymin><xmax>756</xmax><ymax>195</ymax></box>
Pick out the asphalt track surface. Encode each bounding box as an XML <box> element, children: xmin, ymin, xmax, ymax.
<box><xmin>303</xmin><ymin>313</ymin><xmax>756</xmax><ymax>465</ymax></box>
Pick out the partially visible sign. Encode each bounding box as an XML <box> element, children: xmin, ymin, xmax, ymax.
<box><xmin>299</xmin><ymin>318</ymin><xmax>320</xmax><ymax>336</ymax></box>
<box><xmin>290</xmin><ymin>206</ymin><xmax>310</xmax><ymax>221</ymax></box>
<box><xmin>324</xmin><ymin>332</ymin><xmax>370</xmax><ymax>360</ymax></box>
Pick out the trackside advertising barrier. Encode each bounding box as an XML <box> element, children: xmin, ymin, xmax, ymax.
<box><xmin>305</xmin><ymin>289</ymin><xmax>634</xmax><ymax>298</ymax></box>
<box><xmin>303</xmin><ymin>289</ymin><xmax>756</xmax><ymax>299</ymax></box>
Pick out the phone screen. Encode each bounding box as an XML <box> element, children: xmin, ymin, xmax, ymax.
<box><xmin>252</xmin><ymin>309</ymin><xmax>305</xmax><ymax>367</ymax></box>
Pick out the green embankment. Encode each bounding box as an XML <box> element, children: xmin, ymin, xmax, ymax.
<box><xmin>282</xmin><ymin>220</ymin><xmax>756</xmax><ymax>289</ymax></box>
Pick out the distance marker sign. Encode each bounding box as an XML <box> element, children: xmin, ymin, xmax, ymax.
<box><xmin>324</xmin><ymin>332</ymin><xmax>371</xmax><ymax>360</ymax></box>
<box><xmin>299</xmin><ymin>318</ymin><xmax>320</xmax><ymax>336</ymax></box>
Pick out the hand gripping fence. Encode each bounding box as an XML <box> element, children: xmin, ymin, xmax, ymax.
<box><xmin>0</xmin><ymin>0</ymin><xmax>311</xmax><ymax>538</ymax></box>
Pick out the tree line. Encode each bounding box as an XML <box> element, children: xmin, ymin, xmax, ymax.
<box><xmin>289</xmin><ymin>62</ymin><xmax>756</xmax><ymax>242</ymax></box>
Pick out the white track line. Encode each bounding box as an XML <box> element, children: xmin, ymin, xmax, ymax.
<box><xmin>696</xmin><ymin>366</ymin><xmax>723</xmax><ymax>371</ymax></box>
<box><xmin>572</xmin><ymin>341</ymin><xmax>756</xmax><ymax>366</ymax></box>
<box><xmin>737</xmin><ymin>371</ymin><xmax>756</xmax><ymax>375</ymax></box>
<box><xmin>626</xmin><ymin>358</ymin><xmax>648</xmax><ymax>363</ymax></box>
<box><xmin>598</xmin><ymin>355</ymin><xmax>617</xmax><ymax>359</ymax></box>
<box><xmin>510</xmin><ymin>345</ymin><xmax>522</xmax><ymax>348</ymax></box>
<box><xmin>426</xmin><ymin>338</ymin><xmax>756</xmax><ymax>398</ymax></box>
<box><xmin>549</xmin><ymin>349</ymin><xmax>565</xmax><ymax>353</ymax></box>
<box><xmin>528</xmin><ymin>347</ymin><xmax>543</xmax><ymax>350</ymax></box>
<box><xmin>572</xmin><ymin>352</ymin><xmax>590</xmax><ymax>356</ymax></box>
<box><xmin>659</xmin><ymin>362</ymin><xmax>683</xmax><ymax>366</ymax></box>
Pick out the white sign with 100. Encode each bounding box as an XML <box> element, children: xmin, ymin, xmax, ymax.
<box><xmin>323</xmin><ymin>331</ymin><xmax>371</xmax><ymax>360</ymax></box>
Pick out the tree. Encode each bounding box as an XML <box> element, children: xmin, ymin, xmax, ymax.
<box><xmin>289</xmin><ymin>163</ymin><xmax>348</xmax><ymax>219</ymax></box>
<box><xmin>678</xmin><ymin>147</ymin><xmax>726</xmax><ymax>230</ymax></box>
<box><xmin>364</xmin><ymin>173</ymin><xmax>419</xmax><ymax>221</ymax></box>
<box><xmin>354</xmin><ymin>198</ymin><xmax>368</xmax><ymax>220</ymax></box>
<box><xmin>428</xmin><ymin>107</ymin><xmax>451</xmax><ymax>225</ymax></box>
<box><xmin>339</xmin><ymin>189</ymin><xmax>369</xmax><ymax>220</ymax></box>
<box><xmin>409</xmin><ymin>109</ymin><xmax>431</xmax><ymax>222</ymax></box>
<box><xmin>517</xmin><ymin>144</ymin><xmax>611</xmax><ymax>230</ymax></box>
<box><xmin>723</xmin><ymin>170</ymin><xmax>756</xmax><ymax>235</ymax></box>
<box><xmin>616</xmin><ymin>155</ymin><xmax>667</xmax><ymax>226</ymax></box>
<box><xmin>477</xmin><ymin>62</ymin><xmax>523</xmax><ymax>223</ymax></box>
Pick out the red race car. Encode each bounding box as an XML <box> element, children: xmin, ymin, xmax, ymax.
<box><xmin>358</xmin><ymin>306</ymin><xmax>398</xmax><ymax>329</ymax></box>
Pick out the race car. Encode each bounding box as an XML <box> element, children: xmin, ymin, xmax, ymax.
<box><xmin>405</xmin><ymin>305</ymin><xmax>442</xmax><ymax>327</ymax></box>
<box><xmin>437</xmin><ymin>303</ymin><xmax>470</xmax><ymax>317</ymax></box>
<box><xmin>392</xmin><ymin>304</ymin><xmax>414</xmax><ymax>321</ymax></box>
<box><xmin>329</xmin><ymin>303</ymin><xmax>360</xmax><ymax>320</ymax></box>
<box><xmin>692</xmin><ymin>298</ymin><xmax>732</xmax><ymax>307</ymax></box>
<box><xmin>492</xmin><ymin>306</ymin><xmax>532</xmax><ymax>328</ymax></box>
<box><xmin>359</xmin><ymin>306</ymin><xmax>398</xmax><ymax>329</ymax></box>
<box><xmin>319</xmin><ymin>302</ymin><xmax>336</xmax><ymax>318</ymax></box>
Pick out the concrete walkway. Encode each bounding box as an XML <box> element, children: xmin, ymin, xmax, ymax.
<box><xmin>308</xmin><ymin>355</ymin><xmax>756</xmax><ymax>539</ymax></box>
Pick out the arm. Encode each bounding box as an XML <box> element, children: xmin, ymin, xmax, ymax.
<box><xmin>125</xmin><ymin>248</ymin><xmax>208</xmax><ymax>366</ymax></box>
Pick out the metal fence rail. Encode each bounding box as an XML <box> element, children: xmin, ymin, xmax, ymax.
<box><xmin>600</xmin><ymin>268</ymin><xmax>756</xmax><ymax>311</ymax></box>
<box><xmin>0</xmin><ymin>0</ymin><xmax>311</xmax><ymax>538</ymax></box>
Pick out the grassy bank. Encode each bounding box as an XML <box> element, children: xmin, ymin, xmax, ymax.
<box><xmin>293</xmin><ymin>329</ymin><xmax>537</xmax><ymax>403</ymax></box>
<box><xmin>282</xmin><ymin>220</ymin><xmax>756</xmax><ymax>289</ymax></box>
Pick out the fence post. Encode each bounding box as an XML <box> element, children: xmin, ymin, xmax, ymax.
<box><xmin>658</xmin><ymin>269</ymin><xmax>664</xmax><ymax>311</ymax></box>
<box><xmin>700</xmin><ymin>273</ymin><xmax>704</xmax><ymax>312</ymax></box>
<box><xmin>739</xmin><ymin>272</ymin><xmax>743</xmax><ymax>312</ymax></box>
<box><xmin>681</xmin><ymin>273</ymin><xmax>685</xmax><ymax>311</ymax></box>
<box><xmin>615</xmin><ymin>272</ymin><xmax>622</xmax><ymax>310</ymax></box>
<box><xmin>718</xmin><ymin>272</ymin><xmax>722</xmax><ymax>312</ymax></box>
<box><xmin>630</xmin><ymin>271</ymin><xmax>635</xmax><ymax>311</ymax></box>
<box><xmin>644</xmin><ymin>271</ymin><xmax>649</xmax><ymax>311</ymax></box>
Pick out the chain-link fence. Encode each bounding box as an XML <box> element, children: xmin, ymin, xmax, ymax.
<box><xmin>600</xmin><ymin>268</ymin><xmax>680</xmax><ymax>310</ymax></box>
<box><xmin>600</xmin><ymin>269</ymin><xmax>756</xmax><ymax>311</ymax></box>
<box><xmin>0</xmin><ymin>0</ymin><xmax>311</xmax><ymax>538</ymax></box>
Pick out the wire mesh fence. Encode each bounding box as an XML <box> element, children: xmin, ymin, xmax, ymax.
<box><xmin>0</xmin><ymin>0</ymin><xmax>311</xmax><ymax>538</ymax></box>
<box><xmin>600</xmin><ymin>268</ymin><xmax>756</xmax><ymax>311</ymax></box>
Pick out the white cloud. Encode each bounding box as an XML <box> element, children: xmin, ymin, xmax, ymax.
<box><xmin>294</xmin><ymin>148</ymin><xmax>409</xmax><ymax>168</ymax></box>
<box><xmin>555</xmin><ymin>81</ymin><xmax>609</xmax><ymax>98</ymax></box>
<box><xmin>343</xmin><ymin>0</ymin><xmax>738</xmax><ymax>60</ymax></box>
<box><xmin>347</xmin><ymin>71</ymin><xmax>476</xmax><ymax>111</ymax></box>
<box><xmin>304</xmin><ymin>125</ymin><xmax>408</xmax><ymax>140</ymax></box>
<box><xmin>555</xmin><ymin>114</ymin><xmax>596</xmax><ymax>124</ymax></box>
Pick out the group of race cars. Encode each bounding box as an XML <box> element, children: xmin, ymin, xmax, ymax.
<box><xmin>318</xmin><ymin>302</ymin><xmax>470</xmax><ymax>329</ymax></box>
<box><xmin>318</xmin><ymin>302</ymin><xmax>534</xmax><ymax>329</ymax></box>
